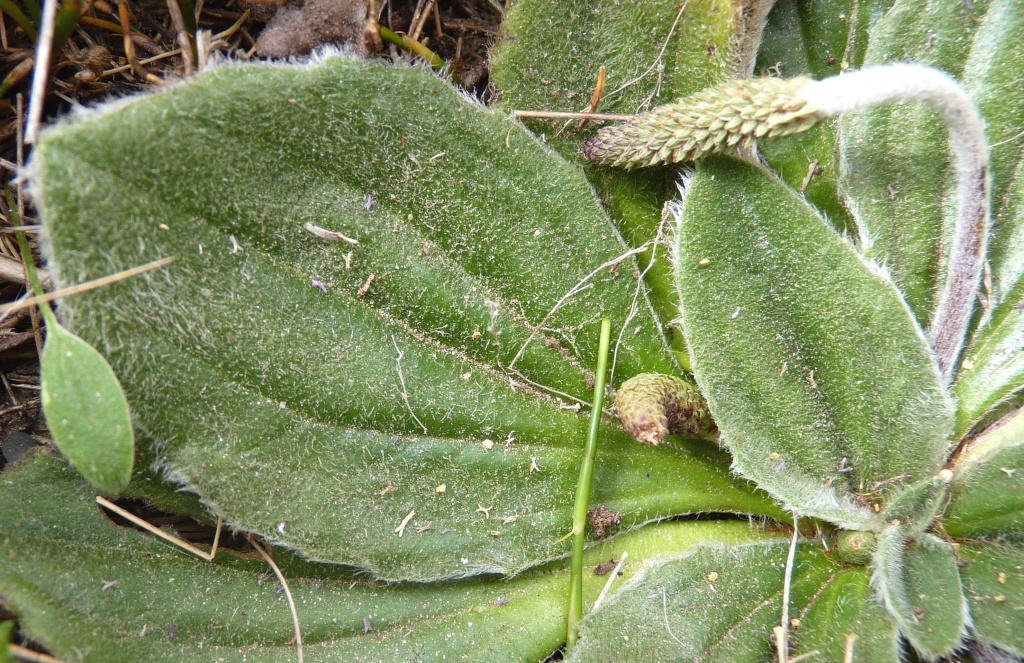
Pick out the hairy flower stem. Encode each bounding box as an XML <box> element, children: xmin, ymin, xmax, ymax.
<box><xmin>586</xmin><ymin>64</ymin><xmax>990</xmax><ymax>382</ymax></box>
<box><xmin>803</xmin><ymin>65</ymin><xmax>989</xmax><ymax>382</ymax></box>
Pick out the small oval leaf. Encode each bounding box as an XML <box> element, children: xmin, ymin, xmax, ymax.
<box><xmin>874</xmin><ymin>528</ymin><xmax>968</xmax><ymax>660</ymax></box>
<box><xmin>41</xmin><ymin>322</ymin><xmax>133</xmax><ymax>494</ymax></box>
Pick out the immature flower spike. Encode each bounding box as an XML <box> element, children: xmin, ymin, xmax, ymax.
<box><xmin>584</xmin><ymin>76</ymin><xmax>822</xmax><ymax>169</ymax></box>
<box><xmin>615</xmin><ymin>373</ymin><xmax>717</xmax><ymax>445</ymax></box>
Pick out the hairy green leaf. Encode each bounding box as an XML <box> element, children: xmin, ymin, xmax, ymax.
<box><xmin>955</xmin><ymin>297</ymin><xmax>1024</xmax><ymax>438</ymax></box>
<box><xmin>567</xmin><ymin>541</ymin><xmax>838</xmax><ymax>663</ymax></box>
<box><xmin>491</xmin><ymin>0</ymin><xmax>753</xmax><ymax>371</ymax></box>
<box><xmin>791</xmin><ymin>567</ymin><xmax>900</xmax><ymax>663</ymax></box>
<box><xmin>33</xmin><ymin>56</ymin><xmax>783</xmax><ymax>580</ymax></box>
<box><xmin>676</xmin><ymin>155</ymin><xmax>954</xmax><ymax>529</ymax></box>
<box><xmin>945</xmin><ymin>408</ymin><xmax>1024</xmax><ymax>540</ymax></box>
<box><xmin>41</xmin><ymin>321</ymin><xmax>134</xmax><ymax>494</ymax></box>
<box><xmin>491</xmin><ymin>0</ymin><xmax>747</xmax><ymax>154</ymax></box>
<box><xmin>839</xmin><ymin>0</ymin><xmax>994</xmax><ymax>322</ymax></box>
<box><xmin>881</xmin><ymin>474</ymin><xmax>949</xmax><ymax>539</ymax></box>
<box><xmin>874</xmin><ymin>528</ymin><xmax>967</xmax><ymax>660</ymax></box>
<box><xmin>960</xmin><ymin>543</ymin><xmax>1024</xmax><ymax>657</ymax></box>
<box><xmin>0</xmin><ymin>451</ymin><xmax>778</xmax><ymax>663</ymax></box>
<box><xmin>964</xmin><ymin>0</ymin><xmax>1024</xmax><ymax>234</ymax></box>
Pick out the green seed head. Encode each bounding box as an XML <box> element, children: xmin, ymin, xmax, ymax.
<box><xmin>615</xmin><ymin>373</ymin><xmax>717</xmax><ymax>445</ymax></box>
<box><xmin>584</xmin><ymin>77</ymin><xmax>822</xmax><ymax>169</ymax></box>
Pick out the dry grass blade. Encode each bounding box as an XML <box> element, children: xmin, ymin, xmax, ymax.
<box><xmin>251</xmin><ymin>539</ymin><xmax>304</xmax><ymax>663</ymax></box>
<box><xmin>8</xmin><ymin>643</ymin><xmax>68</xmax><ymax>663</ymax></box>
<box><xmin>579</xmin><ymin>65</ymin><xmax>607</xmax><ymax>129</ymax></box>
<box><xmin>775</xmin><ymin>514</ymin><xmax>800</xmax><ymax>663</ymax></box>
<box><xmin>0</xmin><ymin>256</ymin><xmax>175</xmax><ymax>317</ymax></box>
<box><xmin>591</xmin><ymin>550</ymin><xmax>627</xmax><ymax>610</ymax></box>
<box><xmin>0</xmin><ymin>253</ymin><xmax>50</xmax><ymax>288</ymax></box>
<box><xmin>118</xmin><ymin>0</ymin><xmax>163</xmax><ymax>84</ymax></box>
<box><xmin>513</xmin><ymin>110</ymin><xmax>636</xmax><ymax>122</ymax></box>
<box><xmin>100</xmin><ymin>9</ymin><xmax>250</xmax><ymax>78</ymax></box>
<box><xmin>165</xmin><ymin>0</ymin><xmax>194</xmax><ymax>75</ymax></box>
<box><xmin>95</xmin><ymin>496</ymin><xmax>219</xmax><ymax>561</ymax></box>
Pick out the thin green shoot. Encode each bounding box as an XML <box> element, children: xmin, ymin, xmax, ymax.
<box><xmin>10</xmin><ymin>192</ymin><xmax>54</xmax><ymax>326</ymax></box>
<box><xmin>0</xmin><ymin>0</ymin><xmax>38</xmax><ymax>42</ymax></box>
<box><xmin>52</xmin><ymin>0</ymin><xmax>84</xmax><ymax>59</ymax></box>
<box><xmin>379</xmin><ymin>25</ymin><xmax>463</xmax><ymax>87</ymax></box>
<box><xmin>20</xmin><ymin>0</ymin><xmax>36</xmax><ymax>23</ymax></box>
<box><xmin>176</xmin><ymin>0</ymin><xmax>197</xmax><ymax>35</ymax></box>
<box><xmin>566</xmin><ymin>317</ymin><xmax>612</xmax><ymax>650</ymax></box>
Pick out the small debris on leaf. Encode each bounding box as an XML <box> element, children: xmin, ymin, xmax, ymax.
<box><xmin>304</xmin><ymin>222</ymin><xmax>359</xmax><ymax>244</ymax></box>
<box><xmin>357</xmin><ymin>273</ymin><xmax>376</xmax><ymax>298</ymax></box>
<box><xmin>587</xmin><ymin>504</ymin><xmax>621</xmax><ymax>537</ymax></box>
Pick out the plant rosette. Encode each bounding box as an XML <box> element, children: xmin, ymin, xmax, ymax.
<box><xmin>3</xmin><ymin>1</ymin><xmax>1023</xmax><ymax>661</ymax></box>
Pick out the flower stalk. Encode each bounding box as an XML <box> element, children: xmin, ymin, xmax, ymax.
<box><xmin>586</xmin><ymin>64</ymin><xmax>990</xmax><ymax>382</ymax></box>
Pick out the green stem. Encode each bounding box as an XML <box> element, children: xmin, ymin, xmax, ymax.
<box><xmin>566</xmin><ymin>317</ymin><xmax>612</xmax><ymax>651</ymax></box>
<box><xmin>379</xmin><ymin>26</ymin><xmax>463</xmax><ymax>87</ymax></box>
<box><xmin>0</xmin><ymin>0</ymin><xmax>39</xmax><ymax>41</ymax></box>
<box><xmin>8</xmin><ymin>191</ymin><xmax>56</xmax><ymax>328</ymax></box>
<box><xmin>52</xmin><ymin>0</ymin><xmax>83</xmax><ymax>59</ymax></box>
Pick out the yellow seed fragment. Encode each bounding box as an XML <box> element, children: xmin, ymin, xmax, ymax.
<box><xmin>435</xmin><ymin>484</ymin><xmax>446</xmax><ymax>494</ymax></box>
<box><xmin>708</xmin><ymin>571</ymin><xmax>719</xmax><ymax>582</ymax></box>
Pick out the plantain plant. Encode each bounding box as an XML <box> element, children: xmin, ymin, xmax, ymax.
<box><xmin>2</xmin><ymin>0</ymin><xmax>1022</xmax><ymax>661</ymax></box>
